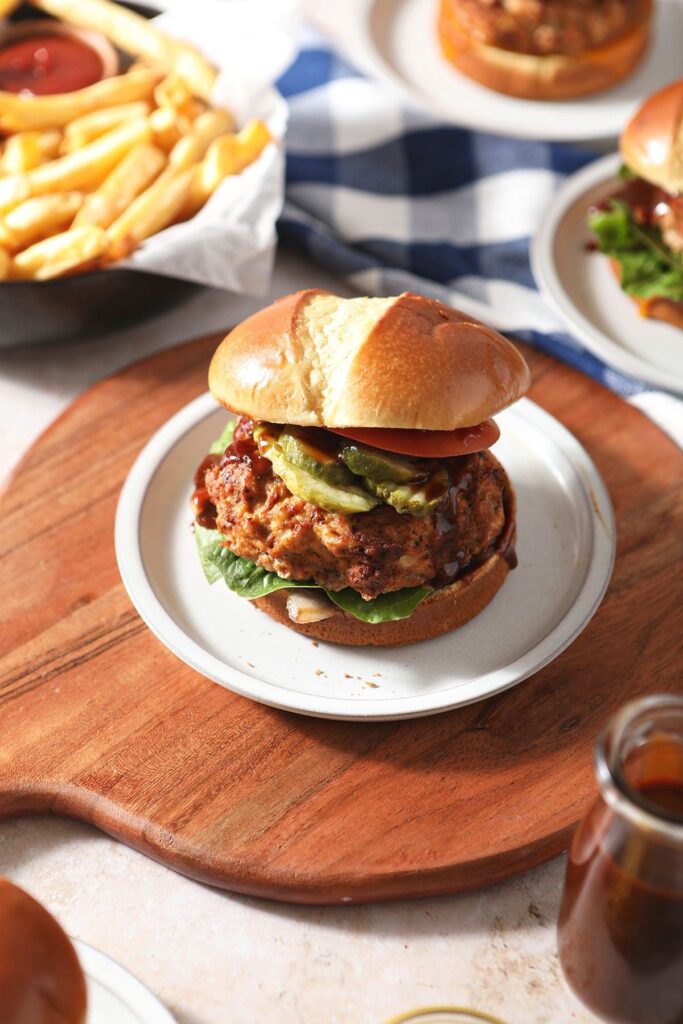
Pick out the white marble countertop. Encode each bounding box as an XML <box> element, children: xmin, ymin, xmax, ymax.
<box><xmin>0</xmin><ymin>251</ymin><xmax>600</xmax><ymax>1024</ymax></box>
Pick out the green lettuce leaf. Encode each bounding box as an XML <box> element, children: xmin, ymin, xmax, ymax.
<box><xmin>588</xmin><ymin>199</ymin><xmax>683</xmax><ymax>301</ymax></box>
<box><xmin>209</xmin><ymin>420</ymin><xmax>236</xmax><ymax>454</ymax></box>
<box><xmin>194</xmin><ymin>524</ymin><xmax>431</xmax><ymax>622</ymax></box>
<box><xmin>195</xmin><ymin>523</ymin><xmax>318</xmax><ymax>597</ymax></box>
<box><xmin>617</xmin><ymin>163</ymin><xmax>637</xmax><ymax>181</ymax></box>
<box><xmin>193</xmin><ymin>427</ymin><xmax>433</xmax><ymax>623</ymax></box>
<box><xmin>327</xmin><ymin>585</ymin><xmax>431</xmax><ymax>623</ymax></box>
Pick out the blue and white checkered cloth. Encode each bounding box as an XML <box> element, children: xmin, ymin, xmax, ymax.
<box><xmin>276</xmin><ymin>29</ymin><xmax>683</xmax><ymax>448</ymax></box>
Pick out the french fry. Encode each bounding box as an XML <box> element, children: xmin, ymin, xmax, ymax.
<box><xmin>167</xmin><ymin>108</ymin><xmax>234</xmax><ymax>171</ymax></box>
<box><xmin>0</xmin><ymin>0</ymin><xmax>21</xmax><ymax>16</ymax></box>
<box><xmin>127</xmin><ymin>59</ymin><xmax>150</xmax><ymax>73</ymax></box>
<box><xmin>12</xmin><ymin>223</ymin><xmax>106</xmax><ymax>280</ymax></box>
<box><xmin>0</xmin><ymin>118</ymin><xmax>151</xmax><ymax>216</ymax></box>
<box><xmin>106</xmin><ymin>165</ymin><xmax>194</xmax><ymax>259</ymax></box>
<box><xmin>1</xmin><ymin>133</ymin><xmax>43</xmax><ymax>174</ymax></box>
<box><xmin>74</xmin><ymin>142</ymin><xmax>165</xmax><ymax>228</ymax></box>
<box><xmin>32</xmin><ymin>0</ymin><xmax>217</xmax><ymax>100</ymax></box>
<box><xmin>183</xmin><ymin>119</ymin><xmax>272</xmax><ymax>218</ymax></box>
<box><xmin>0</xmin><ymin>68</ymin><xmax>161</xmax><ymax>132</ymax></box>
<box><xmin>184</xmin><ymin>98</ymin><xmax>208</xmax><ymax>121</ymax></box>
<box><xmin>0</xmin><ymin>247</ymin><xmax>9</xmax><ymax>281</ymax></box>
<box><xmin>0</xmin><ymin>191</ymin><xmax>83</xmax><ymax>251</ymax></box>
<box><xmin>154</xmin><ymin>73</ymin><xmax>193</xmax><ymax>112</ymax></box>
<box><xmin>0</xmin><ymin>176</ymin><xmax>32</xmax><ymax>218</ymax></box>
<box><xmin>37</xmin><ymin>130</ymin><xmax>63</xmax><ymax>160</ymax></box>
<box><xmin>62</xmin><ymin>100</ymin><xmax>151</xmax><ymax>151</ymax></box>
<box><xmin>1</xmin><ymin>131</ymin><xmax>63</xmax><ymax>172</ymax></box>
<box><xmin>148</xmin><ymin>105</ymin><xmax>187</xmax><ymax>152</ymax></box>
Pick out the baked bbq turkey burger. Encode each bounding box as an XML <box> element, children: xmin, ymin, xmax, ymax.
<box><xmin>437</xmin><ymin>0</ymin><xmax>652</xmax><ymax>100</ymax></box>
<box><xmin>588</xmin><ymin>78</ymin><xmax>683</xmax><ymax>330</ymax></box>
<box><xmin>192</xmin><ymin>291</ymin><xmax>530</xmax><ymax>647</ymax></box>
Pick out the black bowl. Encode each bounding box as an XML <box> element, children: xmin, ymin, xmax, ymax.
<box><xmin>0</xmin><ymin>1</ymin><xmax>204</xmax><ymax>348</ymax></box>
<box><xmin>0</xmin><ymin>271</ymin><xmax>203</xmax><ymax>347</ymax></box>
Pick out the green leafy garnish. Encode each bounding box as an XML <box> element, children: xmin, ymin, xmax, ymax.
<box><xmin>327</xmin><ymin>585</ymin><xmax>432</xmax><ymax>623</ymax></box>
<box><xmin>209</xmin><ymin>419</ymin><xmax>236</xmax><ymax>455</ymax></box>
<box><xmin>588</xmin><ymin>198</ymin><xmax>683</xmax><ymax>301</ymax></box>
<box><xmin>195</xmin><ymin>523</ymin><xmax>318</xmax><ymax>597</ymax></box>
<box><xmin>617</xmin><ymin>163</ymin><xmax>637</xmax><ymax>181</ymax></box>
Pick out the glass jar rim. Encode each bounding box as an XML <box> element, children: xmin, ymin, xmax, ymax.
<box><xmin>595</xmin><ymin>694</ymin><xmax>683</xmax><ymax>844</ymax></box>
<box><xmin>383</xmin><ymin>1009</ymin><xmax>507</xmax><ymax>1024</ymax></box>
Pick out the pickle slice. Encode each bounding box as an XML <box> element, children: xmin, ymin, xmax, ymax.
<box><xmin>253</xmin><ymin>422</ymin><xmax>280</xmax><ymax>450</ymax></box>
<box><xmin>261</xmin><ymin>436</ymin><xmax>378</xmax><ymax>514</ymax></box>
<box><xmin>279</xmin><ymin>427</ymin><xmax>352</xmax><ymax>485</ymax></box>
<box><xmin>364</xmin><ymin>467</ymin><xmax>449</xmax><ymax>518</ymax></box>
<box><xmin>341</xmin><ymin>443</ymin><xmax>427</xmax><ymax>484</ymax></box>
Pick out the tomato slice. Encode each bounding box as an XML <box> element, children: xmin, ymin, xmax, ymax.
<box><xmin>327</xmin><ymin>419</ymin><xmax>500</xmax><ymax>457</ymax></box>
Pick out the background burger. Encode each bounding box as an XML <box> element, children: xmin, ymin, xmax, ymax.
<box><xmin>588</xmin><ymin>78</ymin><xmax>683</xmax><ymax>330</ymax></box>
<box><xmin>437</xmin><ymin>0</ymin><xmax>652</xmax><ymax>100</ymax></box>
<box><xmin>192</xmin><ymin>291</ymin><xmax>530</xmax><ymax>647</ymax></box>
<box><xmin>0</xmin><ymin>877</ymin><xmax>87</xmax><ymax>1024</ymax></box>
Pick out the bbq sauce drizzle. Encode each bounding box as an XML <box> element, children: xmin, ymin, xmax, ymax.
<box><xmin>190</xmin><ymin>420</ymin><xmax>516</xmax><ymax>586</ymax></box>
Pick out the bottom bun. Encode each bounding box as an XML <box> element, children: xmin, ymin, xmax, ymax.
<box><xmin>437</xmin><ymin>0</ymin><xmax>651</xmax><ymax>100</ymax></box>
<box><xmin>610</xmin><ymin>259</ymin><xmax>683</xmax><ymax>330</ymax></box>
<box><xmin>253</xmin><ymin>480</ymin><xmax>517</xmax><ymax>647</ymax></box>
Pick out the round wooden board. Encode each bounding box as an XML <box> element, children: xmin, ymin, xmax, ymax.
<box><xmin>0</xmin><ymin>336</ymin><xmax>680</xmax><ymax>905</ymax></box>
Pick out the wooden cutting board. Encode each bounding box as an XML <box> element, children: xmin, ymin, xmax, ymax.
<box><xmin>0</xmin><ymin>336</ymin><xmax>680</xmax><ymax>905</ymax></box>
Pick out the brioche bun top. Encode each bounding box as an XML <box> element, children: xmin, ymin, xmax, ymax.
<box><xmin>209</xmin><ymin>291</ymin><xmax>530</xmax><ymax>430</ymax></box>
<box><xmin>621</xmin><ymin>78</ymin><xmax>683</xmax><ymax>193</ymax></box>
<box><xmin>0</xmin><ymin>877</ymin><xmax>87</xmax><ymax>1024</ymax></box>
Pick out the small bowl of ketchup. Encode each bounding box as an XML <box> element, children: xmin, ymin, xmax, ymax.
<box><xmin>0</xmin><ymin>17</ymin><xmax>119</xmax><ymax>95</ymax></box>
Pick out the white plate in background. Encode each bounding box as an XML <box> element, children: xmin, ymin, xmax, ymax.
<box><xmin>115</xmin><ymin>393</ymin><xmax>615</xmax><ymax>721</ymax></box>
<box><xmin>532</xmin><ymin>153</ymin><xmax>683</xmax><ymax>395</ymax></box>
<box><xmin>304</xmin><ymin>0</ymin><xmax>683</xmax><ymax>142</ymax></box>
<box><xmin>75</xmin><ymin>941</ymin><xmax>175</xmax><ymax>1024</ymax></box>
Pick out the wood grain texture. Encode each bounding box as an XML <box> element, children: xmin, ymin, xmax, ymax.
<box><xmin>0</xmin><ymin>335</ymin><xmax>681</xmax><ymax>905</ymax></box>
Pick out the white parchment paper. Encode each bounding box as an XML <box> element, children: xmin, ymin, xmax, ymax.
<box><xmin>118</xmin><ymin>0</ymin><xmax>297</xmax><ymax>293</ymax></box>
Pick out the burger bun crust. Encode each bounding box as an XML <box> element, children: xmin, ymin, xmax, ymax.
<box><xmin>209</xmin><ymin>290</ymin><xmax>530</xmax><ymax>431</ymax></box>
<box><xmin>0</xmin><ymin>877</ymin><xmax>87</xmax><ymax>1024</ymax></box>
<box><xmin>620</xmin><ymin>78</ymin><xmax>683</xmax><ymax>193</ymax></box>
<box><xmin>437</xmin><ymin>0</ymin><xmax>651</xmax><ymax>100</ymax></box>
<box><xmin>254</xmin><ymin>546</ymin><xmax>513</xmax><ymax>647</ymax></box>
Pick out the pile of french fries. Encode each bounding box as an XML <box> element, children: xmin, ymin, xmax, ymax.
<box><xmin>0</xmin><ymin>0</ymin><xmax>272</xmax><ymax>280</ymax></box>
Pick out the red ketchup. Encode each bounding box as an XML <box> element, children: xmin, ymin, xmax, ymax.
<box><xmin>0</xmin><ymin>34</ymin><xmax>104</xmax><ymax>95</ymax></box>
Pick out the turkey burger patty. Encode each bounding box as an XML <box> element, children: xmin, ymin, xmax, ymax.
<box><xmin>199</xmin><ymin>416</ymin><xmax>509</xmax><ymax>601</ymax></box>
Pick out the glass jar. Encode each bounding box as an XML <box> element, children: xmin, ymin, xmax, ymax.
<box><xmin>384</xmin><ymin>1011</ymin><xmax>506</xmax><ymax>1024</ymax></box>
<box><xmin>558</xmin><ymin>694</ymin><xmax>683</xmax><ymax>1024</ymax></box>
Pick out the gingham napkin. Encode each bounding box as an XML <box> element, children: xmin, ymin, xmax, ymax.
<box><xmin>276</xmin><ymin>29</ymin><xmax>683</xmax><ymax>448</ymax></box>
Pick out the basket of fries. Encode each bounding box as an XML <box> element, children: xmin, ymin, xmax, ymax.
<box><xmin>0</xmin><ymin>0</ymin><xmax>292</xmax><ymax>345</ymax></box>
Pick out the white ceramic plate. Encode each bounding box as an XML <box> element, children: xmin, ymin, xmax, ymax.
<box><xmin>304</xmin><ymin>0</ymin><xmax>683</xmax><ymax>142</ymax></box>
<box><xmin>115</xmin><ymin>394</ymin><xmax>615</xmax><ymax>721</ymax></box>
<box><xmin>531</xmin><ymin>153</ymin><xmax>683</xmax><ymax>395</ymax></box>
<box><xmin>75</xmin><ymin>941</ymin><xmax>175</xmax><ymax>1024</ymax></box>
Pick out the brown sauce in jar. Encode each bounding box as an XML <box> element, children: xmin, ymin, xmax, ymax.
<box><xmin>559</xmin><ymin>745</ymin><xmax>683</xmax><ymax>1024</ymax></box>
